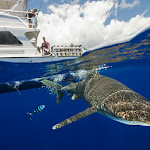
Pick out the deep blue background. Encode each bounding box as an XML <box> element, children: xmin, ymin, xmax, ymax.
<box><xmin>0</xmin><ymin>60</ymin><xmax>150</xmax><ymax>150</ymax></box>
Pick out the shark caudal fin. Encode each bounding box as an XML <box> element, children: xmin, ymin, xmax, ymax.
<box><xmin>52</xmin><ymin>106</ymin><xmax>98</xmax><ymax>130</ymax></box>
<box><xmin>41</xmin><ymin>79</ymin><xmax>64</xmax><ymax>104</ymax></box>
<box><xmin>27</xmin><ymin>112</ymin><xmax>33</xmax><ymax>120</ymax></box>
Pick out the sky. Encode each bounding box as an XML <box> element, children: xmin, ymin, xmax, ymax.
<box><xmin>28</xmin><ymin>0</ymin><xmax>150</xmax><ymax>49</ymax></box>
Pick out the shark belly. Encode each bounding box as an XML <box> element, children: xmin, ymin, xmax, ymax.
<box><xmin>105</xmin><ymin>113</ymin><xmax>150</xmax><ymax>126</ymax></box>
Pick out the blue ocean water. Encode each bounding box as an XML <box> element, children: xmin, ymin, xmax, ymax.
<box><xmin>0</xmin><ymin>29</ymin><xmax>150</xmax><ymax>150</ymax></box>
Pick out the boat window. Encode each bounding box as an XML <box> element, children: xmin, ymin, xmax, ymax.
<box><xmin>0</xmin><ymin>31</ymin><xmax>22</xmax><ymax>45</ymax></box>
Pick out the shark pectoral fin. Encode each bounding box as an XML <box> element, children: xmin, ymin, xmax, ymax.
<box><xmin>52</xmin><ymin>107</ymin><xmax>98</xmax><ymax>130</ymax></box>
<box><xmin>40</xmin><ymin>79</ymin><xmax>64</xmax><ymax>104</ymax></box>
<box><xmin>56</xmin><ymin>90</ymin><xmax>64</xmax><ymax>104</ymax></box>
<box><xmin>71</xmin><ymin>94</ymin><xmax>80</xmax><ymax>100</ymax></box>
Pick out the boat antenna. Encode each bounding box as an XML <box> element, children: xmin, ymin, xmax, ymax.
<box><xmin>39</xmin><ymin>0</ymin><xmax>44</xmax><ymax>12</ymax></box>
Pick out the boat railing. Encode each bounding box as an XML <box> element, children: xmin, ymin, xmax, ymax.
<box><xmin>38</xmin><ymin>46</ymin><xmax>87</xmax><ymax>57</ymax></box>
<box><xmin>0</xmin><ymin>9</ymin><xmax>38</xmax><ymax>28</ymax></box>
<box><xmin>51</xmin><ymin>46</ymin><xmax>86</xmax><ymax>57</ymax></box>
<box><xmin>53</xmin><ymin>51</ymin><xmax>83</xmax><ymax>57</ymax></box>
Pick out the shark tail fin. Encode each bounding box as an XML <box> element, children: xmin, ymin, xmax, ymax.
<box><xmin>27</xmin><ymin>112</ymin><xmax>33</xmax><ymax>120</ymax></box>
<box><xmin>52</xmin><ymin>106</ymin><xmax>98</xmax><ymax>130</ymax></box>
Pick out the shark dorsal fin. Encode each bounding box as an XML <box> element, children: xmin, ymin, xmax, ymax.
<box><xmin>52</xmin><ymin>106</ymin><xmax>98</xmax><ymax>130</ymax></box>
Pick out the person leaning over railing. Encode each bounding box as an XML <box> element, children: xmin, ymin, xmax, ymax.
<box><xmin>28</xmin><ymin>8</ymin><xmax>38</xmax><ymax>28</ymax></box>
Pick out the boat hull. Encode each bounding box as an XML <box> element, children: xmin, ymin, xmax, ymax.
<box><xmin>0</xmin><ymin>56</ymin><xmax>78</xmax><ymax>63</ymax></box>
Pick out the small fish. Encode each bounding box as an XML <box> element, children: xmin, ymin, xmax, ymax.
<box><xmin>27</xmin><ymin>105</ymin><xmax>45</xmax><ymax>120</ymax></box>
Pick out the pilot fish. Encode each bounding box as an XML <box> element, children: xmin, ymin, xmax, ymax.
<box><xmin>27</xmin><ymin>105</ymin><xmax>45</xmax><ymax>120</ymax></box>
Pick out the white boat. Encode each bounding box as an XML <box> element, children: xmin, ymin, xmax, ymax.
<box><xmin>0</xmin><ymin>0</ymin><xmax>87</xmax><ymax>63</ymax></box>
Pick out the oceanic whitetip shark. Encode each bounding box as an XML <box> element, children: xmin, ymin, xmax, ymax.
<box><xmin>41</xmin><ymin>71</ymin><xmax>150</xmax><ymax>130</ymax></box>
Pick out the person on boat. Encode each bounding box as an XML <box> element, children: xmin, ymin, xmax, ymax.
<box><xmin>69</xmin><ymin>43</ymin><xmax>74</xmax><ymax>47</ymax></box>
<box><xmin>41</xmin><ymin>37</ymin><xmax>50</xmax><ymax>55</ymax></box>
<box><xmin>28</xmin><ymin>8</ymin><xmax>38</xmax><ymax>28</ymax></box>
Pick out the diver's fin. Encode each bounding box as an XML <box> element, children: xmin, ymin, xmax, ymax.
<box><xmin>41</xmin><ymin>79</ymin><xmax>56</xmax><ymax>87</ymax></box>
<box><xmin>52</xmin><ymin>107</ymin><xmax>98</xmax><ymax>130</ymax></box>
<box><xmin>71</xmin><ymin>94</ymin><xmax>80</xmax><ymax>100</ymax></box>
<box><xmin>56</xmin><ymin>90</ymin><xmax>64</xmax><ymax>104</ymax></box>
<box><xmin>0</xmin><ymin>81</ymin><xmax>42</xmax><ymax>94</ymax></box>
<box><xmin>27</xmin><ymin>112</ymin><xmax>33</xmax><ymax>120</ymax></box>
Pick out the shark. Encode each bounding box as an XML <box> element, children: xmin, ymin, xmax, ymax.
<box><xmin>41</xmin><ymin>71</ymin><xmax>150</xmax><ymax>130</ymax></box>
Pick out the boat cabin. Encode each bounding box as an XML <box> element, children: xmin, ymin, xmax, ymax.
<box><xmin>0</xmin><ymin>0</ymin><xmax>87</xmax><ymax>62</ymax></box>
